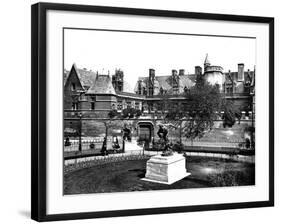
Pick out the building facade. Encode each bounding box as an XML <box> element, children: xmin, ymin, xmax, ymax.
<box><xmin>64</xmin><ymin>55</ymin><xmax>255</xmax><ymax>144</ymax></box>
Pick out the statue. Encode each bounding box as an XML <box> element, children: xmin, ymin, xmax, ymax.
<box><xmin>64</xmin><ymin>137</ymin><xmax>71</xmax><ymax>146</ymax></box>
<box><xmin>157</xmin><ymin>124</ymin><xmax>173</xmax><ymax>156</ymax></box>
<box><xmin>143</xmin><ymin>124</ymin><xmax>190</xmax><ymax>184</ymax></box>
<box><xmin>123</xmin><ymin>125</ymin><xmax>131</xmax><ymax>141</ymax></box>
<box><xmin>157</xmin><ymin>124</ymin><xmax>168</xmax><ymax>141</ymax></box>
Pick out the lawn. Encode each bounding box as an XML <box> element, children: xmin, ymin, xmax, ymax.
<box><xmin>64</xmin><ymin>156</ymin><xmax>255</xmax><ymax>195</ymax></box>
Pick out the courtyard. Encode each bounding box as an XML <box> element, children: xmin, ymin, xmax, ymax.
<box><xmin>64</xmin><ymin>156</ymin><xmax>255</xmax><ymax>195</ymax></box>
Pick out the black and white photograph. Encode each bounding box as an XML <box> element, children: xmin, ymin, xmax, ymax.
<box><xmin>29</xmin><ymin>2</ymin><xmax>274</xmax><ymax>221</ymax></box>
<box><xmin>0</xmin><ymin>0</ymin><xmax>278</xmax><ymax>223</ymax></box>
<box><xmin>63</xmin><ymin>28</ymin><xmax>256</xmax><ymax>195</ymax></box>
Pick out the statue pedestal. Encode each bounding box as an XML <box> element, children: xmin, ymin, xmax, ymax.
<box><xmin>142</xmin><ymin>153</ymin><xmax>190</xmax><ymax>185</ymax></box>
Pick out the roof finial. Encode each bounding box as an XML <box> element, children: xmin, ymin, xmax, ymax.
<box><xmin>204</xmin><ymin>53</ymin><xmax>210</xmax><ymax>65</ymax></box>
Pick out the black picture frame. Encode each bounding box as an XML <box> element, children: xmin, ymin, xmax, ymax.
<box><xmin>31</xmin><ymin>2</ymin><xmax>274</xmax><ymax>222</ymax></box>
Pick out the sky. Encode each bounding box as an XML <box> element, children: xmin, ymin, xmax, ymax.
<box><xmin>64</xmin><ymin>29</ymin><xmax>256</xmax><ymax>90</ymax></box>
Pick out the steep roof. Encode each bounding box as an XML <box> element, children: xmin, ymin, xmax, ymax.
<box><xmin>224</xmin><ymin>71</ymin><xmax>254</xmax><ymax>84</ymax></box>
<box><xmin>134</xmin><ymin>74</ymin><xmax>195</xmax><ymax>94</ymax></box>
<box><xmin>116</xmin><ymin>91</ymin><xmax>146</xmax><ymax>99</ymax></box>
<box><xmin>86</xmin><ymin>74</ymin><xmax>116</xmax><ymax>95</ymax></box>
<box><xmin>64</xmin><ymin>65</ymin><xmax>97</xmax><ymax>89</ymax></box>
<box><xmin>123</xmin><ymin>80</ymin><xmax>134</xmax><ymax>93</ymax></box>
<box><xmin>204</xmin><ymin>53</ymin><xmax>211</xmax><ymax>65</ymax></box>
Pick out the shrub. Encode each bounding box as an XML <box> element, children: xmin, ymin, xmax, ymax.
<box><xmin>108</xmin><ymin>109</ymin><xmax>118</xmax><ymax>119</ymax></box>
<box><xmin>207</xmin><ymin>168</ymin><xmax>255</xmax><ymax>187</ymax></box>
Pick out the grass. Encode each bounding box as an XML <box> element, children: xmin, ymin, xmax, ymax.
<box><xmin>64</xmin><ymin>156</ymin><xmax>255</xmax><ymax>195</ymax></box>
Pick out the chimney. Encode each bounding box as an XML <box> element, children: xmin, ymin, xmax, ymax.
<box><xmin>195</xmin><ymin>66</ymin><xmax>202</xmax><ymax>76</ymax></box>
<box><xmin>138</xmin><ymin>80</ymin><xmax>143</xmax><ymax>95</ymax></box>
<box><xmin>179</xmin><ymin>69</ymin><xmax>185</xmax><ymax>76</ymax></box>
<box><xmin>172</xmin><ymin>69</ymin><xmax>178</xmax><ymax>77</ymax></box>
<box><xmin>148</xmin><ymin>69</ymin><xmax>155</xmax><ymax>96</ymax></box>
<box><xmin>238</xmin><ymin>63</ymin><xmax>244</xmax><ymax>81</ymax></box>
<box><xmin>149</xmin><ymin>69</ymin><xmax>155</xmax><ymax>80</ymax></box>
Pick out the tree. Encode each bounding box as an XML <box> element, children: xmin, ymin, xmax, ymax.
<box><xmin>222</xmin><ymin>100</ymin><xmax>241</xmax><ymax>127</ymax></box>
<box><xmin>108</xmin><ymin>107</ymin><xmax>143</xmax><ymax>119</ymax></box>
<box><xmin>103</xmin><ymin>109</ymin><xmax>120</xmax><ymax>152</ymax></box>
<box><xmin>182</xmin><ymin>81</ymin><xmax>222</xmax><ymax>145</ymax></box>
<box><xmin>135</xmin><ymin>109</ymin><xmax>142</xmax><ymax>118</ymax></box>
<box><xmin>122</xmin><ymin>107</ymin><xmax>142</xmax><ymax>119</ymax></box>
<box><xmin>108</xmin><ymin>109</ymin><xmax>118</xmax><ymax>119</ymax></box>
<box><xmin>159</xmin><ymin>76</ymin><xmax>224</xmax><ymax>146</ymax></box>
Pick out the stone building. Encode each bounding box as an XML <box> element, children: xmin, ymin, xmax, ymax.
<box><xmin>64</xmin><ymin>64</ymin><xmax>145</xmax><ymax>118</ymax></box>
<box><xmin>134</xmin><ymin>54</ymin><xmax>255</xmax><ymax>112</ymax></box>
<box><xmin>64</xmin><ymin>55</ymin><xmax>255</xmax><ymax>144</ymax></box>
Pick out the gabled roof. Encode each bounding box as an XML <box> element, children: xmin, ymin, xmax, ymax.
<box><xmin>64</xmin><ymin>64</ymin><xmax>96</xmax><ymax>89</ymax></box>
<box><xmin>244</xmin><ymin>71</ymin><xmax>254</xmax><ymax>84</ymax></box>
<box><xmin>64</xmin><ymin>64</ymin><xmax>84</xmax><ymax>91</ymax></box>
<box><xmin>86</xmin><ymin>74</ymin><xmax>116</xmax><ymax>95</ymax></box>
<box><xmin>225</xmin><ymin>72</ymin><xmax>234</xmax><ymax>83</ymax></box>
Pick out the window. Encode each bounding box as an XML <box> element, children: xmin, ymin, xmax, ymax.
<box><xmin>226</xmin><ymin>87</ymin><xmax>233</xmax><ymax>93</ymax></box>
<box><xmin>71</xmin><ymin>102</ymin><xmax>78</xmax><ymax>110</ymax></box>
<box><xmin>135</xmin><ymin>102</ymin><xmax>139</xmax><ymax>110</ymax></box>
<box><xmin>91</xmin><ymin>102</ymin><xmax>95</xmax><ymax>110</ymax></box>
<box><xmin>117</xmin><ymin>102</ymin><xmax>122</xmax><ymax>110</ymax></box>
<box><xmin>71</xmin><ymin>83</ymin><xmax>76</xmax><ymax>91</ymax></box>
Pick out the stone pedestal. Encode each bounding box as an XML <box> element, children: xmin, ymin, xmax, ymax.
<box><xmin>142</xmin><ymin>153</ymin><xmax>190</xmax><ymax>185</ymax></box>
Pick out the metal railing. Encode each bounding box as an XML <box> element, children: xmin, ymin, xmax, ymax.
<box><xmin>64</xmin><ymin>149</ymin><xmax>254</xmax><ymax>174</ymax></box>
<box><xmin>64</xmin><ymin>150</ymin><xmax>154</xmax><ymax>174</ymax></box>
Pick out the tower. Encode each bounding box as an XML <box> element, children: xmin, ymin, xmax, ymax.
<box><xmin>203</xmin><ymin>54</ymin><xmax>224</xmax><ymax>92</ymax></box>
<box><xmin>112</xmin><ymin>69</ymin><xmax>124</xmax><ymax>92</ymax></box>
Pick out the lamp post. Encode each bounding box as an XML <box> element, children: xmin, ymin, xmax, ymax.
<box><xmin>250</xmin><ymin>90</ymin><xmax>255</xmax><ymax>150</ymax></box>
<box><xmin>78</xmin><ymin>112</ymin><xmax>82</xmax><ymax>152</ymax></box>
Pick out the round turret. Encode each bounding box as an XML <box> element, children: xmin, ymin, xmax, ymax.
<box><xmin>203</xmin><ymin>54</ymin><xmax>224</xmax><ymax>91</ymax></box>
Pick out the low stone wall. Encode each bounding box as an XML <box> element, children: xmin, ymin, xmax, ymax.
<box><xmin>184</xmin><ymin>151</ymin><xmax>255</xmax><ymax>163</ymax></box>
<box><xmin>64</xmin><ymin>149</ymin><xmax>254</xmax><ymax>175</ymax></box>
<box><xmin>64</xmin><ymin>153</ymin><xmax>150</xmax><ymax>174</ymax></box>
